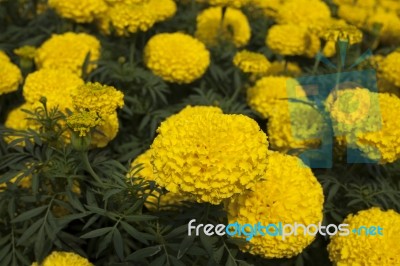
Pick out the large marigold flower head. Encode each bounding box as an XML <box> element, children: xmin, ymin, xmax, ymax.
<box><xmin>150</xmin><ymin>106</ymin><xmax>269</xmax><ymax>205</ymax></box>
<box><xmin>35</xmin><ymin>32</ymin><xmax>101</xmax><ymax>76</ymax></box>
<box><xmin>71</xmin><ymin>82</ymin><xmax>124</xmax><ymax>117</ymax></box>
<box><xmin>365</xmin><ymin>9</ymin><xmax>400</xmax><ymax>45</ymax></box>
<box><xmin>328</xmin><ymin>207</ymin><xmax>400</xmax><ymax>266</ymax></box>
<box><xmin>225</xmin><ymin>152</ymin><xmax>324</xmax><ymax>259</ymax></box>
<box><xmin>247</xmin><ymin>76</ymin><xmax>306</xmax><ymax>119</ymax></box>
<box><xmin>98</xmin><ymin>0</ymin><xmax>176</xmax><ymax>36</ymax></box>
<box><xmin>268</xmin><ymin>102</ymin><xmax>327</xmax><ymax>153</ymax></box>
<box><xmin>337</xmin><ymin>4</ymin><xmax>370</xmax><ymax>28</ymax></box>
<box><xmin>195</xmin><ymin>7</ymin><xmax>251</xmax><ymax>48</ymax></box>
<box><xmin>276</xmin><ymin>0</ymin><xmax>331</xmax><ymax>26</ymax></box>
<box><xmin>48</xmin><ymin>0</ymin><xmax>107</xmax><ymax>23</ymax></box>
<box><xmin>381</xmin><ymin>51</ymin><xmax>400</xmax><ymax>87</ymax></box>
<box><xmin>266</xmin><ymin>24</ymin><xmax>320</xmax><ymax>58</ymax></box>
<box><xmin>67</xmin><ymin>111</ymin><xmax>103</xmax><ymax>137</ymax></box>
<box><xmin>128</xmin><ymin>149</ymin><xmax>194</xmax><ymax>211</ymax></box>
<box><xmin>31</xmin><ymin>251</ymin><xmax>93</xmax><ymax>266</ymax></box>
<box><xmin>0</xmin><ymin>51</ymin><xmax>22</xmax><ymax>95</ymax></box>
<box><xmin>23</xmin><ymin>69</ymin><xmax>84</xmax><ymax>112</ymax></box>
<box><xmin>144</xmin><ymin>33</ymin><xmax>210</xmax><ymax>84</ymax></box>
<box><xmin>233</xmin><ymin>50</ymin><xmax>271</xmax><ymax>74</ymax></box>
<box><xmin>353</xmin><ymin>92</ymin><xmax>400</xmax><ymax>164</ymax></box>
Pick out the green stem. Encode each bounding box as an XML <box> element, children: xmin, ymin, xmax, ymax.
<box><xmin>80</xmin><ymin>151</ymin><xmax>103</xmax><ymax>185</ymax></box>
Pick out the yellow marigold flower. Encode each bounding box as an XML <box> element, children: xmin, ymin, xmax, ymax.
<box><xmin>31</xmin><ymin>251</ymin><xmax>93</xmax><ymax>266</ymax></box>
<box><xmin>0</xmin><ymin>51</ymin><xmax>22</xmax><ymax>95</ymax></box>
<box><xmin>67</xmin><ymin>111</ymin><xmax>102</xmax><ymax>137</ymax></box>
<box><xmin>90</xmin><ymin>112</ymin><xmax>120</xmax><ymax>148</ymax></box>
<box><xmin>264</xmin><ymin>61</ymin><xmax>302</xmax><ymax>77</ymax></box>
<box><xmin>206</xmin><ymin>0</ymin><xmax>249</xmax><ymax>8</ymax></box>
<box><xmin>48</xmin><ymin>0</ymin><xmax>107</xmax><ymax>23</ymax></box>
<box><xmin>23</xmin><ymin>69</ymin><xmax>84</xmax><ymax>112</ymax></box>
<box><xmin>195</xmin><ymin>7</ymin><xmax>251</xmax><ymax>48</ymax></box>
<box><xmin>4</xmin><ymin>103</ymin><xmax>41</xmax><ymax>133</ymax></box>
<box><xmin>323</xmin><ymin>24</ymin><xmax>363</xmax><ymax>45</ymax></box>
<box><xmin>128</xmin><ymin>149</ymin><xmax>193</xmax><ymax>211</ymax></box>
<box><xmin>353</xmin><ymin>92</ymin><xmax>400</xmax><ymax>164</ymax></box>
<box><xmin>98</xmin><ymin>0</ymin><xmax>176</xmax><ymax>36</ymax></box>
<box><xmin>365</xmin><ymin>9</ymin><xmax>400</xmax><ymax>45</ymax></box>
<box><xmin>276</xmin><ymin>0</ymin><xmax>331</xmax><ymax>27</ymax></box>
<box><xmin>225</xmin><ymin>152</ymin><xmax>324</xmax><ymax>259</ymax></box>
<box><xmin>71</xmin><ymin>82</ymin><xmax>124</xmax><ymax>117</ymax></box>
<box><xmin>328</xmin><ymin>207</ymin><xmax>400</xmax><ymax>266</ymax></box>
<box><xmin>233</xmin><ymin>50</ymin><xmax>271</xmax><ymax>74</ymax></box>
<box><xmin>337</xmin><ymin>4</ymin><xmax>370</xmax><ymax>28</ymax></box>
<box><xmin>14</xmin><ymin>45</ymin><xmax>37</xmax><ymax>60</ymax></box>
<box><xmin>381</xmin><ymin>51</ymin><xmax>400</xmax><ymax>87</ymax></box>
<box><xmin>268</xmin><ymin>102</ymin><xmax>327</xmax><ymax>153</ymax></box>
<box><xmin>325</xmin><ymin>88</ymin><xmax>381</xmax><ymax>136</ymax></box>
<box><xmin>35</xmin><ymin>32</ymin><xmax>101</xmax><ymax>76</ymax></box>
<box><xmin>150</xmin><ymin>106</ymin><xmax>269</xmax><ymax>205</ymax></box>
<box><xmin>144</xmin><ymin>33</ymin><xmax>210</xmax><ymax>84</ymax></box>
<box><xmin>247</xmin><ymin>76</ymin><xmax>306</xmax><ymax>119</ymax></box>
<box><xmin>266</xmin><ymin>24</ymin><xmax>320</xmax><ymax>58</ymax></box>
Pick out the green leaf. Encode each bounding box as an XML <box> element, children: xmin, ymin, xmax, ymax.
<box><xmin>12</xmin><ymin>205</ymin><xmax>48</xmax><ymax>223</ymax></box>
<box><xmin>177</xmin><ymin>234</ymin><xmax>196</xmax><ymax>259</ymax></box>
<box><xmin>124</xmin><ymin>214</ymin><xmax>157</xmax><ymax>222</ymax></box>
<box><xmin>125</xmin><ymin>245</ymin><xmax>162</xmax><ymax>261</ymax></box>
<box><xmin>165</xmin><ymin>224</ymin><xmax>188</xmax><ymax>240</ymax></box>
<box><xmin>113</xmin><ymin>229</ymin><xmax>124</xmax><ymax>260</ymax></box>
<box><xmin>81</xmin><ymin>227</ymin><xmax>113</xmax><ymax>239</ymax></box>
<box><xmin>225</xmin><ymin>256</ymin><xmax>237</xmax><ymax>266</ymax></box>
<box><xmin>120</xmin><ymin>221</ymin><xmax>153</xmax><ymax>244</ymax></box>
<box><xmin>16</xmin><ymin>218</ymin><xmax>44</xmax><ymax>246</ymax></box>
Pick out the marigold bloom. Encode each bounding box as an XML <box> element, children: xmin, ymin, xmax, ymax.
<box><xmin>268</xmin><ymin>102</ymin><xmax>327</xmax><ymax>153</ymax></box>
<box><xmin>323</xmin><ymin>24</ymin><xmax>363</xmax><ymax>45</ymax></box>
<box><xmin>31</xmin><ymin>251</ymin><xmax>93</xmax><ymax>266</ymax></box>
<box><xmin>35</xmin><ymin>32</ymin><xmax>101</xmax><ymax>76</ymax></box>
<box><xmin>23</xmin><ymin>69</ymin><xmax>84</xmax><ymax>112</ymax></box>
<box><xmin>67</xmin><ymin>111</ymin><xmax>102</xmax><ymax>137</ymax></box>
<box><xmin>247</xmin><ymin>76</ymin><xmax>306</xmax><ymax>119</ymax></box>
<box><xmin>264</xmin><ymin>61</ymin><xmax>302</xmax><ymax>77</ymax></box>
<box><xmin>337</xmin><ymin>4</ymin><xmax>370</xmax><ymax>28</ymax></box>
<box><xmin>365</xmin><ymin>9</ymin><xmax>400</xmax><ymax>45</ymax></box>
<box><xmin>266</xmin><ymin>24</ymin><xmax>320</xmax><ymax>58</ymax></box>
<box><xmin>14</xmin><ymin>45</ymin><xmax>37</xmax><ymax>59</ymax></box>
<box><xmin>144</xmin><ymin>33</ymin><xmax>210</xmax><ymax>84</ymax></box>
<box><xmin>276</xmin><ymin>0</ymin><xmax>331</xmax><ymax>27</ymax></box>
<box><xmin>381</xmin><ymin>51</ymin><xmax>400</xmax><ymax>87</ymax></box>
<box><xmin>328</xmin><ymin>207</ymin><xmax>400</xmax><ymax>266</ymax></box>
<box><xmin>195</xmin><ymin>7</ymin><xmax>251</xmax><ymax>47</ymax></box>
<box><xmin>128</xmin><ymin>149</ymin><xmax>193</xmax><ymax>211</ymax></box>
<box><xmin>233</xmin><ymin>50</ymin><xmax>270</xmax><ymax>74</ymax></box>
<box><xmin>48</xmin><ymin>0</ymin><xmax>107</xmax><ymax>23</ymax></box>
<box><xmin>0</xmin><ymin>51</ymin><xmax>22</xmax><ymax>95</ymax></box>
<box><xmin>71</xmin><ymin>82</ymin><xmax>124</xmax><ymax>117</ymax></box>
<box><xmin>150</xmin><ymin>106</ymin><xmax>269</xmax><ymax>205</ymax></box>
<box><xmin>98</xmin><ymin>0</ymin><xmax>176</xmax><ymax>36</ymax></box>
<box><xmin>225</xmin><ymin>152</ymin><xmax>324</xmax><ymax>258</ymax></box>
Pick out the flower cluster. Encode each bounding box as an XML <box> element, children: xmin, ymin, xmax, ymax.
<box><xmin>233</xmin><ymin>50</ymin><xmax>271</xmax><ymax>74</ymax></box>
<box><xmin>195</xmin><ymin>7</ymin><xmax>251</xmax><ymax>47</ymax></box>
<box><xmin>150</xmin><ymin>106</ymin><xmax>269</xmax><ymax>205</ymax></box>
<box><xmin>380</xmin><ymin>51</ymin><xmax>400</xmax><ymax>87</ymax></box>
<box><xmin>34</xmin><ymin>32</ymin><xmax>101</xmax><ymax>76</ymax></box>
<box><xmin>225</xmin><ymin>152</ymin><xmax>324</xmax><ymax>258</ymax></box>
<box><xmin>48</xmin><ymin>0</ymin><xmax>107</xmax><ymax>23</ymax></box>
<box><xmin>328</xmin><ymin>207</ymin><xmax>400</xmax><ymax>266</ymax></box>
<box><xmin>0</xmin><ymin>51</ymin><xmax>22</xmax><ymax>95</ymax></box>
<box><xmin>144</xmin><ymin>33</ymin><xmax>210</xmax><ymax>84</ymax></box>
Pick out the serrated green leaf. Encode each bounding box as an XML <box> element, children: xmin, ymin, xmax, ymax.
<box><xmin>81</xmin><ymin>227</ymin><xmax>113</xmax><ymax>239</ymax></box>
<box><xmin>12</xmin><ymin>205</ymin><xmax>47</xmax><ymax>223</ymax></box>
<box><xmin>126</xmin><ymin>245</ymin><xmax>162</xmax><ymax>261</ymax></box>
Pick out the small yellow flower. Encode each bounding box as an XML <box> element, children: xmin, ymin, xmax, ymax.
<box><xmin>67</xmin><ymin>111</ymin><xmax>102</xmax><ymax>137</ymax></box>
<box><xmin>144</xmin><ymin>33</ymin><xmax>210</xmax><ymax>84</ymax></box>
<box><xmin>48</xmin><ymin>0</ymin><xmax>107</xmax><ymax>23</ymax></box>
<box><xmin>233</xmin><ymin>50</ymin><xmax>270</xmax><ymax>74</ymax></box>
<box><xmin>71</xmin><ymin>82</ymin><xmax>124</xmax><ymax>117</ymax></box>
<box><xmin>195</xmin><ymin>7</ymin><xmax>251</xmax><ymax>48</ymax></box>
<box><xmin>381</xmin><ymin>51</ymin><xmax>400</xmax><ymax>87</ymax></box>
<box><xmin>323</xmin><ymin>24</ymin><xmax>363</xmax><ymax>45</ymax></box>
